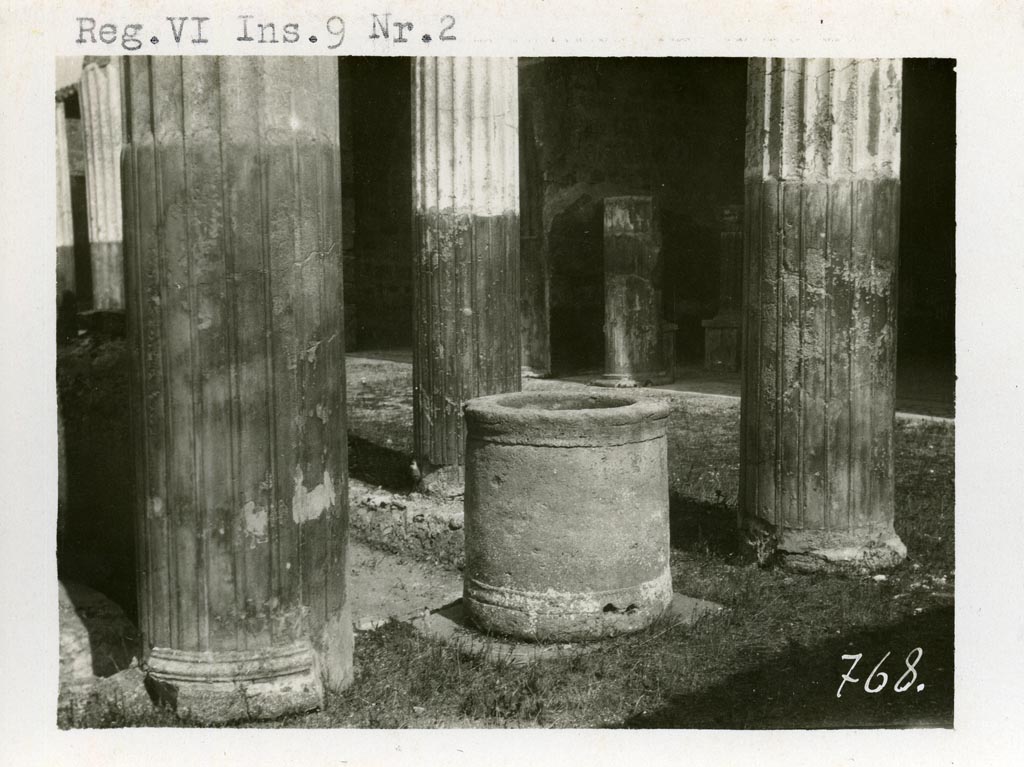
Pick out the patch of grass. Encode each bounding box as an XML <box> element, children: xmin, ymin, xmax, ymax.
<box><xmin>346</xmin><ymin>357</ymin><xmax>415</xmax><ymax>455</ymax></box>
<box><xmin>241</xmin><ymin>559</ymin><xmax>949</xmax><ymax>729</ymax></box>
<box><xmin>62</xmin><ymin>352</ymin><xmax>954</xmax><ymax>729</ymax></box>
<box><xmin>329</xmin><ymin>356</ymin><xmax>954</xmax><ymax>729</ymax></box>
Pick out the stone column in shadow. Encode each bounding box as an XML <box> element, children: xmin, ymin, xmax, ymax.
<box><xmin>703</xmin><ymin>205</ymin><xmax>744</xmax><ymax>372</ymax></box>
<box><xmin>594</xmin><ymin>196</ymin><xmax>671</xmax><ymax>388</ymax></box>
<box><xmin>122</xmin><ymin>56</ymin><xmax>352</xmax><ymax>722</ymax></box>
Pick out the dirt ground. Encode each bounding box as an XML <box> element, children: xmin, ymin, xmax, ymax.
<box><xmin>347</xmin><ymin>540</ymin><xmax>462</xmax><ymax>631</ymax></box>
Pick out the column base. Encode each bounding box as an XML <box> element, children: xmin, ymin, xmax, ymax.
<box><xmin>144</xmin><ymin>642</ymin><xmax>324</xmax><ymax>724</ymax></box>
<box><xmin>413</xmin><ymin>460</ymin><xmax>465</xmax><ymax>498</ymax></box>
<box><xmin>590</xmin><ymin>371</ymin><xmax>672</xmax><ymax>388</ymax></box>
<box><xmin>743</xmin><ymin>516</ymin><xmax>907</xmax><ymax>573</ymax></box>
<box><xmin>315</xmin><ymin>604</ymin><xmax>355</xmax><ymax>693</ymax></box>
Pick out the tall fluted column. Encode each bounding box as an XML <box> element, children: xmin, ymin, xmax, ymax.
<box><xmin>740</xmin><ymin>58</ymin><xmax>906</xmax><ymax>572</ymax></box>
<box><xmin>703</xmin><ymin>205</ymin><xmax>744</xmax><ymax>371</ymax></box>
<box><xmin>122</xmin><ymin>57</ymin><xmax>351</xmax><ymax>722</ymax></box>
<box><xmin>56</xmin><ymin>98</ymin><xmax>77</xmax><ymax>337</ymax></box>
<box><xmin>80</xmin><ymin>57</ymin><xmax>124</xmax><ymax>311</ymax></box>
<box><xmin>411</xmin><ymin>57</ymin><xmax>521</xmax><ymax>489</ymax></box>
<box><xmin>56</xmin><ymin>99</ymin><xmax>76</xmax><ymax>302</ymax></box>
<box><xmin>594</xmin><ymin>196</ymin><xmax>669</xmax><ymax>388</ymax></box>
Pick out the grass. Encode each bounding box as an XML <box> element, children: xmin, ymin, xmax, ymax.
<box><xmin>58</xmin><ymin>345</ymin><xmax>955</xmax><ymax>729</ymax></box>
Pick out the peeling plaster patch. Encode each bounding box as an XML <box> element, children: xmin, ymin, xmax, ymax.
<box><xmin>148</xmin><ymin>496</ymin><xmax>164</xmax><ymax>518</ymax></box>
<box><xmin>315</xmin><ymin>403</ymin><xmax>330</xmax><ymax>424</ymax></box>
<box><xmin>243</xmin><ymin>501</ymin><xmax>268</xmax><ymax>546</ymax></box>
<box><xmin>303</xmin><ymin>339</ymin><xmax>322</xmax><ymax>364</ymax></box>
<box><xmin>291</xmin><ymin>466</ymin><xmax>337</xmax><ymax>524</ymax></box>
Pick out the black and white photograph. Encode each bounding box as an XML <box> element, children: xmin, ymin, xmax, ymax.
<box><xmin>2</xmin><ymin>1</ymin><xmax>1022</xmax><ymax>765</ymax></box>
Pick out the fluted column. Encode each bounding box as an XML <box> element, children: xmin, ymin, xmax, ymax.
<box><xmin>519</xmin><ymin>97</ymin><xmax>550</xmax><ymax>378</ymax></box>
<box><xmin>703</xmin><ymin>205</ymin><xmax>744</xmax><ymax>371</ymax></box>
<box><xmin>80</xmin><ymin>57</ymin><xmax>125</xmax><ymax>311</ymax></box>
<box><xmin>122</xmin><ymin>57</ymin><xmax>351</xmax><ymax>722</ymax></box>
<box><xmin>740</xmin><ymin>58</ymin><xmax>906</xmax><ymax>572</ymax></box>
<box><xmin>56</xmin><ymin>99</ymin><xmax>76</xmax><ymax>302</ymax></box>
<box><xmin>594</xmin><ymin>196</ymin><xmax>669</xmax><ymax>387</ymax></box>
<box><xmin>411</xmin><ymin>57</ymin><xmax>521</xmax><ymax>488</ymax></box>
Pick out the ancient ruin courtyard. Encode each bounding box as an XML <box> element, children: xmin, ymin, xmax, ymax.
<box><xmin>58</xmin><ymin>342</ymin><xmax>954</xmax><ymax>729</ymax></box>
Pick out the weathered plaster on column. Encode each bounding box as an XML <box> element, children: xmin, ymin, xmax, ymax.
<box><xmin>411</xmin><ymin>57</ymin><xmax>522</xmax><ymax>484</ymax></box>
<box><xmin>122</xmin><ymin>56</ymin><xmax>351</xmax><ymax>722</ymax></box>
<box><xmin>740</xmin><ymin>58</ymin><xmax>906</xmax><ymax>572</ymax></box>
<box><xmin>594</xmin><ymin>196</ymin><xmax>669</xmax><ymax>387</ymax></box>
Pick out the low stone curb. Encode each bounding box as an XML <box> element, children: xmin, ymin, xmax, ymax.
<box><xmin>349</xmin><ymin>479</ymin><xmax>466</xmax><ymax>570</ymax></box>
<box><xmin>411</xmin><ymin>594</ymin><xmax>725</xmax><ymax>666</ymax></box>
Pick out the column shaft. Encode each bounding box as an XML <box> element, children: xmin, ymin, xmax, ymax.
<box><xmin>596</xmin><ymin>196</ymin><xmax>668</xmax><ymax>387</ymax></box>
<box><xmin>81</xmin><ymin>58</ymin><xmax>125</xmax><ymax>311</ymax></box>
<box><xmin>56</xmin><ymin>99</ymin><xmax>76</xmax><ymax>300</ymax></box>
<box><xmin>122</xmin><ymin>56</ymin><xmax>351</xmax><ymax>722</ymax></box>
<box><xmin>411</xmin><ymin>57</ymin><xmax>521</xmax><ymax>480</ymax></box>
<box><xmin>740</xmin><ymin>58</ymin><xmax>906</xmax><ymax>571</ymax></box>
<box><xmin>703</xmin><ymin>205</ymin><xmax>743</xmax><ymax>371</ymax></box>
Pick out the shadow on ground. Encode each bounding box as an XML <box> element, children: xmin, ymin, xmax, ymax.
<box><xmin>60</xmin><ymin>581</ymin><xmax>140</xmax><ymax>678</ymax></box>
<box><xmin>347</xmin><ymin>434</ymin><xmax>415</xmax><ymax>493</ymax></box>
<box><xmin>621</xmin><ymin>605</ymin><xmax>953</xmax><ymax>729</ymax></box>
<box><xmin>669</xmin><ymin>492</ymin><xmax>743</xmax><ymax>559</ymax></box>
<box><xmin>58</xmin><ymin>334</ymin><xmax>137</xmax><ymax>621</ymax></box>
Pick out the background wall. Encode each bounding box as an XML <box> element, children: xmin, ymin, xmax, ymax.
<box><xmin>339</xmin><ymin>57</ymin><xmax>955</xmax><ymax>372</ymax></box>
<box><xmin>521</xmin><ymin>57</ymin><xmax>748</xmax><ymax>370</ymax></box>
<box><xmin>343</xmin><ymin>57</ymin><xmax>414</xmax><ymax>351</ymax></box>
<box><xmin>899</xmin><ymin>58</ymin><xmax>956</xmax><ymax>363</ymax></box>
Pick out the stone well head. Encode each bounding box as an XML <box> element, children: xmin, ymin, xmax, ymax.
<box><xmin>462</xmin><ymin>390</ymin><xmax>673</xmax><ymax>643</ymax></box>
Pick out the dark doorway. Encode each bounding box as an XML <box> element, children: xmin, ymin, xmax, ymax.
<box><xmin>345</xmin><ymin>57</ymin><xmax>414</xmax><ymax>353</ymax></box>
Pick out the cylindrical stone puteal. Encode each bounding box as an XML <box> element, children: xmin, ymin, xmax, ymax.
<box><xmin>463</xmin><ymin>391</ymin><xmax>673</xmax><ymax>642</ymax></box>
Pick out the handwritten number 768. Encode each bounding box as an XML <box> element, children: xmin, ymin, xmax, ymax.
<box><xmin>837</xmin><ymin>648</ymin><xmax>924</xmax><ymax>697</ymax></box>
